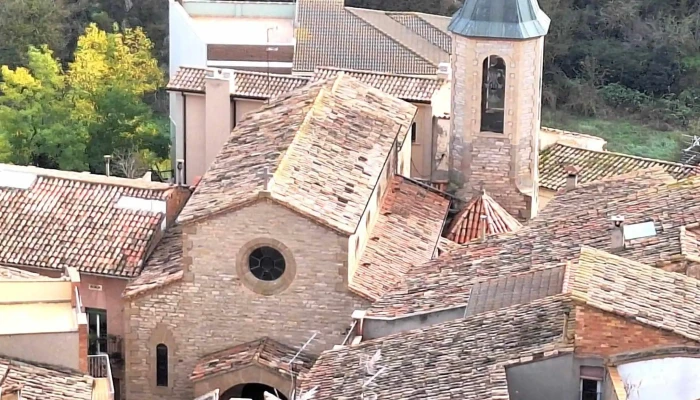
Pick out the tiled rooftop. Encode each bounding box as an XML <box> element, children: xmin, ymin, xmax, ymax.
<box><xmin>570</xmin><ymin>246</ymin><xmax>700</xmax><ymax>342</ymax></box>
<box><xmin>301</xmin><ymin>295</ymin><xmax>572</xmax><ymax>399</ymax></box>
<box><xmin>539</xmin><ymin>143</ymin><xmax>699</xmax><ymax>191</ymax></box>
<box><xmin>0</xmin><ymin>356</ymin><xmax>94</xmax><ymax>400</ymax></box>
<box><xmin>294</xmin><ymin>0</ymin><xmax>448</xmax><ymax>75</ymax></box>
<box><xmin>367</xmin><ymin>168</ymin><xmax>692</xmax><ymax>317</ymax></box>
<box><xmin>178</xmin><ymin>73</ymin><xmax>416</xmax><ymax>234</ymax></box>
<box><xmin>167</xmin><ymin>66</ymin><xmax>310</xmax><ymax>99</ymax></box>
<box><xmin>445</xmin><ymin>189</ymin><xmax>522</xmax><ymax>244</ymax></box>
<box><xmin>313</xmin><ymin>67</ymin><xmax>443</xmax><ymax>103</ymax></box>
<box><xmin>190</xmin><ymin>337</ymin><xmax>315</xmax><ymax>382</ymax></box>
<box><xmin>122</xmin><ymin>227</ymin><xmax>184</xmax><ymax>298</ymax></box>
<box><xmin>350</xmin><ymin>176</ymin><xmax>449</xmax><ymax>300</ymax></box>
<box><xmin>0</xmin><ymin>164</ymin><xmax>178</xmax><ymax>278</ymax></box>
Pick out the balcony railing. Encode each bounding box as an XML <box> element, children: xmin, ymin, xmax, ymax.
<box><xmin>88</xmin><ymin>354</ymin><xmax>114</xmax><ymax>399</ymax></box>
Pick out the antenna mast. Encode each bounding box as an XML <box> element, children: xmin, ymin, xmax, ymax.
<box><xmin>288</xmin><ymin>332</ymin><xmax>318</xmax><ymax>400</ymax></box>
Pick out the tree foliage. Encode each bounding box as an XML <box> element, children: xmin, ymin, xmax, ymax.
<box><xmin>0</xmin><ymin>25</ymin><xmax>167</xmax><ymax>172</ymax></box>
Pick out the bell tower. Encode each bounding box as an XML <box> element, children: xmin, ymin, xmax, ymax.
<box><xmin>448</xmin><ymin>0</ymin><xmax>550</xmax><ymax>220</ymax></box>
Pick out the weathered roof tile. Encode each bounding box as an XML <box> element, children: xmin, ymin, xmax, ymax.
<box><xmin>446</xmin><ymin>189</ymin><xmax>522</xmax><ymax>244</ymax></box>
<box><xmin>0</xmin><ymin>356</ymin><xmax>94</xmax><ymax>400</ymax></box>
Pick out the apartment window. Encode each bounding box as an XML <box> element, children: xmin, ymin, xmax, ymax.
<box><xmin>86</xmin><ymin>308</ymin><xmax>107</xmax><ymax>355</ymax></box>
<box><xmin>156</xmin><ymin>344</ymin><xmax>168</xmax><ymax>387</ymax></box>
<box><xmin>411</xmin><ymin>122</ymin><xmax>417</xmax><ymax>143</ymax></box>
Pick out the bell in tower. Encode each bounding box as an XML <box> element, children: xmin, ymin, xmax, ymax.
<box><xmin>448</xmin><ymin>0</ymin><xmax>550</xmax><ymax>220</ymax></box>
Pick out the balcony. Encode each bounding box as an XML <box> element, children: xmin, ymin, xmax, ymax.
<box><xmin>88</xmin><ymin>354</ymin><xmax>114</xmax><ymax>400</ymax></box>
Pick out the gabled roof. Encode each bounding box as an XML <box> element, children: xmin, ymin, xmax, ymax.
<box><xmin>0</xmin><ymin>164</ymin><xmax>177</xmax><ymax>278</ymax></box>
<box><xmin>313</xmin><ymin>67</ymin><xmax>443</xmax><ymax>103</ymax></box>
<box><xmin>190</xmin><ymin>338</ymin><xmax>315</xmax><ymax>382</ymax></box>
<box><xmin>301</xmin><ymin>295</ymin><xmax>571</xmax><ymax>399</ymax></box>
<box><xmin>350</xmin><ymin>176</ymin><xmax>449</xmax><ymax>300</ymax></box>
<box><xmin>539</xmin><ymin>143</ymin><xmax>699</xmax><ymax>191</ymax></box>
<box><xmin>366</xmin><ymin>168</ymin><xmax>688</xmax><ymax>318</ymax></box>
<box><xmin>445</xmin><ymin>190</ymin><xmax>522</xmax><ymax>244</ymax></box>
<box><xmin>0</xmin><ymin>356</ymin><xmax>93</xmax><ymax>400</ymax></box>
<box><xmin>177</xmin><ymin>73</ymin><xmax>416</xmax><ymax>235</ymax></box>
<box><xmin>166</xmin><ymin>66</ymin><xmax>310</xmax><ymax>99</ymax></box>
<box><xmin>122</xmin><ymin>227</ymin><xmax>184</xmax><ymax>298</ymax></box>
<box><xmin>294</xmin><ymin>0</ymin><xmax>449</xmax><ymax>75</ymax></box>
<box><xmin>571</xmin><ymin>246</ymin><xmax>700</xmax><ymax>343</ymax></box>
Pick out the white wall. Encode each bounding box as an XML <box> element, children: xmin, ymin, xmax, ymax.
<box><xmin>618</xmin><ymin>357</ymin><xmax>700</xmax><ymax>400</ymax></box>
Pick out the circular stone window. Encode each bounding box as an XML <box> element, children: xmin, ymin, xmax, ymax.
<box><xmin>236</xmin><ymin>238</ymin><xmax>296</xmax><ymax>296</ymax></box>
<box><xmin>248</xmin><ymin>246</ymin><xmax>286</xmax><ymax>281</ymax></box>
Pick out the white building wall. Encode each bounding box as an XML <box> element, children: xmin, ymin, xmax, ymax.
<box><xmin>618</xmin><ymin>357</ymin><xmax>700</xmax><ymax>400</ymax></box>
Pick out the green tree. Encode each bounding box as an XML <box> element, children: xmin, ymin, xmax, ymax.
<box><xmin>0</xmin><ymin>0</ymin><xmax>69</xmax><ymax>69</ymax></box>
<box><xmin>0</xmin><ymin>46</ymin><xmax>88</xmax><ymax>170</ymax></box>
<box><xmin>67</xmin><ymin>23</ymin><xmax>168</xmax><ymax>172</ymax></box>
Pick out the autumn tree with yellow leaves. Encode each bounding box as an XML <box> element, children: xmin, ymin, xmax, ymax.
<box><xmin>0</xmin><ymin>24</ymin><xmax>168</xmax><ymax>172</ymax></box>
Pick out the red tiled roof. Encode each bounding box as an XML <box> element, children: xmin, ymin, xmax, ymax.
<box><xmin>446</xmin><ymin>190</ymin><xmax>522</xmax><ymax>244</ymax></box>
<box><xmin>313</xmin><ymin>67</ymin><xmax>443</xmax><ymax>103</ymax></box>
<box><xmin>166</xmin><ymin>66</ymin><xmax>310</xmax><ymax>99</ymax></box>
<box><xmin>0</xmin><ymin>356</ymin><xmax>94</xmax><ymax>400</ymax></box>
<box><xmin>122</xmin><ymin>227</ymin><xmax>184</xmax><ymax>298</ymax></box>
<box><xmin>178</xmin><ymin>73</ymin><xmax>416</xmax><ymax>235</ymax></box>
<box><xmin>0</xmin><ymin>165</ymin><xmax>176</xmax><ymax>278</ymax></box>
<box><xmin>190</xmin><ymin>337</ymin><xmax>315</xmax><ymax>382</ymax></box>
<box><xmin>539</xmin><ymin>143</ymin><xmax>699</xmax><ymax>191</ymax></box>
<box><xmin>350</xmin><ymin>176</ymin><xmax>449</xmax><ymax>300</ymax></box>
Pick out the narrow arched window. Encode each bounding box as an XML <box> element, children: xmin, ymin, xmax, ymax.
<box><xmin>156</xmin><ymin>344</ymin><xmax>168</xmax><ymax>387</ymax></box>
<box><xmin>481</xmin><ymin>55</ymin><xmax>506</xmax><ymax>133</ymax></box>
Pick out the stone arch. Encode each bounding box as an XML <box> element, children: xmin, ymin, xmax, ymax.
<box><xmin>481</xmin><ymin>55</ymin><xmax>507</xmax><ymax>133</ymax></box>
<box><xmin>193</xmin><ymin>365</ymin><xmax>293</xmax><ymax>400</ymax></box>
<box><xmin>148</xmin><ymin>323</ymin><xmax>176</xmax><ymax>394</ymax></box>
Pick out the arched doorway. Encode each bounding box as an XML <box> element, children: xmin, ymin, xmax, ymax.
<box><xmin>221</xmin><ymin>383</ymin><xmax>289</xmax><ymax>400</ymax></box>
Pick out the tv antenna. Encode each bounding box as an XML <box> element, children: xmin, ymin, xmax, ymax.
<box><xmin>360</xmin><ymin>349</ymin><xmax>388</xmax><ymax>400</ymax></box>
<box><xmin>288</xmin><ymin>332</ymin><xmax>319</xmax><ymax>400</ymax></box>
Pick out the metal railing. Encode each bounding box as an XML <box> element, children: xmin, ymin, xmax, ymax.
<box><xmin>88</xmin><ymin>354</ymin><xmax>115</xmax><ymax>398</ymax></box>
<box><xmin>75</xmin><ymin>287</ymin><xmax>83</xmax><ymax>313</ymax></box>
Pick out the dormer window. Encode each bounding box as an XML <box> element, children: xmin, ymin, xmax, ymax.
<box><xmin>481</xmin><ymin>55</ymin><xmax>506</xmax><ymax>133</ymax></box>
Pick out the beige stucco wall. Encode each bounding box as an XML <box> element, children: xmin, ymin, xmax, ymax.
<box><xmin>410</xmin><ymin>104</ymin><xmax>434</xmax><ymax>179</ymax></box>
<box><xmin>451</xmin><ymin>35</ymin><xmax>544</xmax><ymax>219</ymax></box>
<box><xmin>540</xmin><ymin>127</ymin><xmax>607</xmax><ymax>151</ymax></box>
<box><xmin>184</xmin><ymin>94</ymin><xmax>207</xmax><ymax>183</ymax></box>
<box><xmin>234</xmin><ymin>98</ymin><xmax>264</xmax><ymax>126</ymax></box>
<box><xmin>204</xmin><ymin>77</ymin><xmax>233</xmax><ymax>168</ymax></box>
<box><xmin>0</xmin><ymin>331</ymin><xmax>79</xmax><ymax>369</ymax></box>
<box><xmin>0</xmin><ymin>280</ymin><xmax>71</xmax><ymax>303</ymax></box>
<box><xmin>125</xmin><ymin>200</ymin><xmax>368</xmax><ymax>400</ymax></box>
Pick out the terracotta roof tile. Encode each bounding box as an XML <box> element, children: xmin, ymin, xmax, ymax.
<box><xmin>167</xmin><ymin>67</ymin><xmax>310</xmax><ymax>99</ymax></box>
<box><xmin>301</xmin><ymin>295</ymin><xmax>572</xmax><ymax>399</ymax></box>
<box><xmin>190</xmin><ymin>338</ymin><xmax>315</xmax><ymax>382</ymax></box>
<box><xmin>122</xmin><ymin>227</ymin><xmax>184</xmax><ymax>298</ymax></box>
<box><xmin>0</xmin><ymin>356</ymin><xmax>93</xmax><ymax>400</ymax></box>
<box><xmin>0</xmin><ymin>164</ymin><xmax>175</xmax><ymax>277</ymax></box>
<box><xmin>539</xmin><ymin>143</ymin><xmax>699</xmax><ymax>191</ymax></box>
<box><xmin>294</xmin><ymin>0</ymin><xmax>441</xmax><ymax>75</ymax></box>
<box><xmin>570</xmin><ymin>246</ymin><xmax>700</xmax><ymax>342</ymax></box>
<box><xmin>313</xmin><ymin>67</ymin><xmax>442</xmax><ymax>103</ymax></box>
<box><xmin>680</xmin><ymin>224</ymin><xmax>700</xmax><ymax>262</ymax></box>
<box><xmin>178</xmin><ymin>73</ymin><xmax>416</xmax><ymax>234</ymax></box>
<box><xmin>166</xmin><ymin>66</ymin><xmax>207</xmax><ymax>92</ymax></box>
<box><xmin>367</xmin><ymin>168</ymin><xmax>689</xmax><ymax>318</ymax></box>
<box><xmin>446</xmin><ymin>190</ymin><xmax>523</xmax><ymax>244</ymax></box>
<box><xmin>350</xmin><ymin>176</ymin><xmax>449</xmax><ymax>300</ymax></box>
<box><xmin>437</xmin><ymin>236</ymin><xmax>461</xmax><ymax>253</ymax></box>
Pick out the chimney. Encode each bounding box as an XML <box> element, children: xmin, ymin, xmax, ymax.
<box><xmin>564</xmin><ymin>165</ymin><xmax>581</xmax><ymax>190</ymax></box>
<box><xmin>176</xmin><ymin>159</ymin><xmax>185</xmax><ymax>187</ymax></box>
<box><xmin>104</xmin><ymin>155</ymin><xmax>111</xmax><ymax>177</ymax></box>
<box><xmin>611</xmin><ymin>215</ymin><xmax>625</xmax><ymax>251</ymax></box>
<box><xmin>204</xmin><ymin>69</ymin><xmax>234</xmax><ymax>175</ymax></box>
<box><xmin>437</xmin><ymin>63</ymin><xmax>451</xmax><ymax>81</ymax></box>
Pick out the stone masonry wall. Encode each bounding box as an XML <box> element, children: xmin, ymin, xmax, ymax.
<box><xmin>125</xmin><ymin>200</ymin><xmax>368</xmax><ymax>400</ymax></box>
<box><xmin>450</xmin><ymin>35</ymin><xmax>544</xmax><ymax>219</ymax></box>
<box><xmin>574</xmin><ymin>306</ymin><xmax>696</xmax><ymax>357</ymax></box>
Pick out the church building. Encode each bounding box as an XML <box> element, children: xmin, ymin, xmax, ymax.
<box><xmin>122</xmin><ymin>73</ymin><xmax>450</xmax><ymax>400</ymax></box>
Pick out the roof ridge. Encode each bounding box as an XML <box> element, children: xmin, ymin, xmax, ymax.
<box><xmin>0</xmin><ymin>164</ymin><xmax>173</xmax><ymax>191</ymax></box>
<box><xmin>345</xmin><ymin>7</ymin><xmax>441</xmax><ymax>68</ymax></box>
<box><xmin>314</xmin><ymin>66</ymin><xmax>438</xmax><ymax>81</ymax></box>
<box><xmin>271</xmin><ymin>85</ymin><xmax>327</xmax><ymax>193</ymax></box>
<box><xmin>234</xmin><ymin>69</ymin><xmax>311</xmax><ymax>80</ymax></box>
<box><xmin>552</xmin><ymin>143</ymin><xmax>698</xmax><ymax>170</ymax></box>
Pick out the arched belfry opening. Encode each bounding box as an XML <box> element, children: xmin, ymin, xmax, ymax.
<box><xmin>221</xmin><ymin>383</ymin><xmax>288</xmax><ymax>400</ymax></box>
<box><xmin>481</xmin><ymin>55</ymin><xmax>506</xmax><ymax>133</ymax></box>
